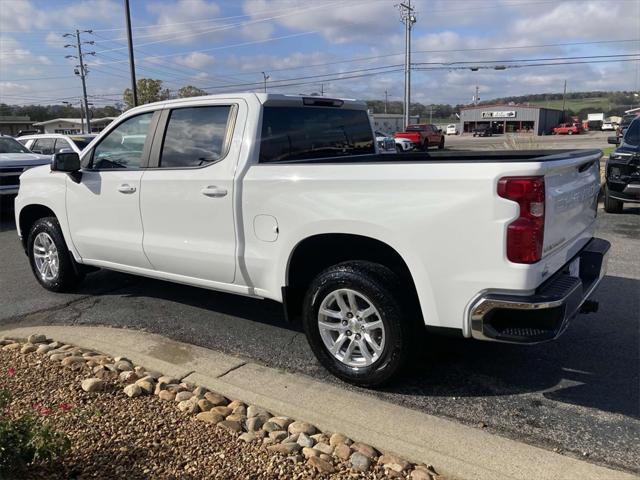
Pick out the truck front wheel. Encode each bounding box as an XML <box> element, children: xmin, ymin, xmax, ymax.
<box><xmin>27</xmin><ymin>217</ymin><xmax>85</xmax><ymax>292</ymax></box>
<box><xmin>604</xmin><ymin>186</ymin><xmax>623</xmax><ymax>213</ymax></box>
<box><xmin>302</xmin><ymin>261</ymin><xmax>409</xmax><ymax>387</ymax></box>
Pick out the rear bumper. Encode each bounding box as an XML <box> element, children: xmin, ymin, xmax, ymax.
<box><xmin>468</xmin><ymin>237</ymin><xmax>610</xmax><ymax>344</ymax></box>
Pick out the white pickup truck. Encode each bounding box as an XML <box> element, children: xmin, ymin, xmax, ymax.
<box><xmin>15</xmin><ymin>94</ymin><xmax>609</xmax><ymax>386</ymax></box>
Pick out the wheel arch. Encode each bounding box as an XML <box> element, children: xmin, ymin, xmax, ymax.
<box><xmin>282</xmin><ymin>233</ymin><xmax>422</xmax><ymax>324</ymax></box>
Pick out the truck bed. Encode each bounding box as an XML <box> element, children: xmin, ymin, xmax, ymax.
<box><xmin>261</xmin><ymin>149</ymin><xmax>601</xmax><ymax>165</ymax></box>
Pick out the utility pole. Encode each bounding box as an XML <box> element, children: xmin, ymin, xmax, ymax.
<box><xmin>384</xmin><ymin>90</ymin><xmax>388</xmax><ymax>114</ymax></box>
<box><xmin>474</xmin><ymin>85</ymin><xmax>480</xmax><ymax>106</ymax></box>
<box><xmin>262</xmin><ymin>72</ymin><xmax>270</xmax><ymax>93</ymax></box>
<box><xmin>320</xmin><ymin>83</ymin><xmax>324</xmax><ymax>96</ymax></box>
<box><xmin>398</xmin><ymin>1</ymin><xmax>416</xmax><ymax>129</ymax></box>
<box><xmin>561</xmin><ymin>79</ymin><xmax>567</xmax><ymax>121</ymax></box>
<box><xmin>124</xmin><ymin>0</ymin><xmax>138</xmax><ymax>107</ymax></box>
<box><xmin>64</xmin><ymin>30</ymin><xmax>94</xmax><ymax>134</ymax></box>
<box><xmin>429</xmin><ymin>106</ymin><xmax>433</xmax><ymax>124</ymax></box>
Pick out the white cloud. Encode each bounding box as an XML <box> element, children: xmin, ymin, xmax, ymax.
<box><xmin>0</xmin><ymin>1</ymin><xmax>48</xmax><ymax>32</ymax></box>
<box><xmin>175</xmin><ymin>52</ymin><xmax>215</xmax><ymax>69</ymax></box>
<box><xmin>0</xmin><ymin>36</ymin><xmax>52</xmax><ymax>66</ymax></box>
<box><xmin>145</xmin><ymin>0</ymin><xmax>223</xmax><ymax>45</ymax></box>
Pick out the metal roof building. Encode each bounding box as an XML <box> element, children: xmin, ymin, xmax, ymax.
<box><xmin>459</xmin><ymin>104</ymin><xmax>563</xmax><ymax>135</ymax></box>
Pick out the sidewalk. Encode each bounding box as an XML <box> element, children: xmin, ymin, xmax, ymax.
<box><xmin>2</xmin><ymin>324</ymin><xmax>637</xmax><ymax>480</ymax></box>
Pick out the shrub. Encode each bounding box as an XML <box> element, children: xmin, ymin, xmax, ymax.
<box><xmin>0</xmin><ymin>389</ymin><xmax>71</xmax><ymax>476</ymax></box>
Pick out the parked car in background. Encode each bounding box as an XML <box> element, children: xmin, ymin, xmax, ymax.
<box><xmin>446</xmin><ymin>124</ymin><xmax>458</xmax><ymax>135</ymax></box>
<box><xmin>553</xmin><ymin>123</ymin><xmax>583</xmax><ymax>135</ymax></box>
<box><xmin>604</xmin><ymin>117</ymin><xmax>640</xmax><ymax>213</ymax></box>
<box><xmin>601</xmin><ymin>121</ymin><xmax>615</xmax><ymax>131</ymax></box>
<box><xmin>15</xmin><ymin>93</ymin><xmax>609</xmax><ymax>386</ymax></box>
<box><xmin>472</xmin><ymin>125</ymin><xmax>493</xmax><ymax>137</ymax></box>
<box><xmin>16</xmin><ymin>129</ymin><xmax>40</xmax><ymax>137</ymax></box>
<box><xmin>394</xmin><ymin>124</ymin><xmax>444</xmax><ymax>150</ymax></box>
<box><xmin>374</xmin><ymin>131</ymin><xmax>398</xmax><ymax>154</ymax></box>
<box><xmin>393</xmin><ymin>136</ymin><xmax>414</xmax><ymax>152</ymax></box>
<box><xmin>0</xmin><ymin>136</ymin><xmax>51</xmax><ymax>199</ymax></box>
<box><xmin>18</xmin><ymin>134</ymin><xmax>96</xmax><ymax>156</ymax></box>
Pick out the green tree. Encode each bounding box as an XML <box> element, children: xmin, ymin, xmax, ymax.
<box><xmin>123</xmin><ymin>78</ymin><xmax>171</xmax><ymax>109</ymax></box>
<box><xmin>177</xmin><ymin>85</ymin><xmax>207</xmax><ymax>98</ymax></box>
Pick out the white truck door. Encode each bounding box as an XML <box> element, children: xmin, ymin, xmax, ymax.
<box><xmin>139</xmin><ymin>102</ymin><xmax>244</xmax><ymax>284</ymax></box>
<box><xmin>66</xmin><ymin>111</ymin><xmax>158</xmax><ymax>269</ymax></box>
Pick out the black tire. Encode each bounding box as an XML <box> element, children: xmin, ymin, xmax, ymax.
<box><xmin>438</xmin><ymin>138</ymin><xmax>445</xmax><ymax>149</ymax></box>
<box><xmin>422</xmin><ymin>140</ymin><xmax>429</xmax><ymax>151</ymax></box>
<box><xmin>302</xmin><ymin>261</ymin><xmax>411</xmax><ymax>387</ymax></box>
<box><xmin>603</xmin><ymin>186</ymin><xmax>623</xmax><ymax>213</ymax></box>
<box><xmin>396</xmin><ymin>144</ymin><xmax>403</xmax><ymax>154</ymax></box>
<box><xmin>27</xmin><ymin>216</ymin><xmax>84</xmax><ymax>292</ymax></box>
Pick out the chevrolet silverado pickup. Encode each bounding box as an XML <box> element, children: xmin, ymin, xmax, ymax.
<box><xmin>15</xmin><ymin>94</ymin><xmax>609</xmax><ymax>386</ymax></box>
<box><xmin>395</xmin><ymin>123</ymin><xmax>445</xmax><ymax>150</ymax></box>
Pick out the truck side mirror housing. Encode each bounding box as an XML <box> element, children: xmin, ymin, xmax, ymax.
<box><xmin>52</xmin><ymin>152</ymin><xmax>80</xmax><ymax>172</ymax></box>
<box><xmin>607</xmin><ymin>136</ymin><xmax>620</xmax><ymax>145</ymax></box>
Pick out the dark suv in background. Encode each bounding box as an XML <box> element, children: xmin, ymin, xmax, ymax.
<box><xmin>605</xmin><ymin>117</ymin><xmax>640</xmax><ymax>213</ymax></box>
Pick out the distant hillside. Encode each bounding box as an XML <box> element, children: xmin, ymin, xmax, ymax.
<box><xmin>479</xmin><ymin>91</ymin><xmax>638</xmax><ymax>117</ymax></box>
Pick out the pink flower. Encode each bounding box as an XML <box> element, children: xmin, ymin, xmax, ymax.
<box><xmin>7</xmin><ymin>367</ymin><xmax>16</xmax><ymax>377</ymax></box>
<box><xmin>59</xmin><ymin>402</ymin><xmax>72</xmax><ymax>412</ymax></box>
<box><xmin>39</xmin><ymin>407</ymin><xmax>51</xmax><ymax>416</ymax></box>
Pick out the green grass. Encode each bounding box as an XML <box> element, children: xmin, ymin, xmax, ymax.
<box><xmin>602</xmin><ymin>146</ymin><xmax>616</xmax><ymax>157</ymax></box>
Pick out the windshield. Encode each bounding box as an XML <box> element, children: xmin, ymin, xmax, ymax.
<box><xmin>70</xmin><ymin>136</ymin><xmax>95</xmax><ymax>150</ymax></box>
<box><xmin>375</xmin><ymin>131</ymin><xmax>391</xmax><ymax>137</ymax></box>
<box><xmin>0</xmin><ymin>137</ymin><xmax>31</xmax><ymax>154</ymax></box>
<box><xmin>621</xmin><ymin>115</ymin><xmax>636</xmax><ymax>127</ymax></box>
<box><xmin>405</xmin><ymin>125</ymin><xmax>424</xmax><ymax>131</ymax></box>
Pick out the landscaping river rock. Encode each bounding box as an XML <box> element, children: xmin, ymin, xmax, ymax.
<box><xmin>1</xmin><ymin>335</ymin><xmax>446</xmax><ymax>479</ymax></box>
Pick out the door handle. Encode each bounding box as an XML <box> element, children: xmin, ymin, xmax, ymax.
<box><xmin>117</xmin><ymin>184</ymin><xmax>136</xmax><ymax>194</ymax></box>
<box><xmin>200</xmin><ymin>185</ymin><xmax>227</xmax><ymax>198</ymax></box>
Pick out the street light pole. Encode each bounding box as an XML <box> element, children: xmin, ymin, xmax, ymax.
<box><xmin>124</xmin><ymin>0</ymin><xmax>138</xmax><ymax>107</ymax></box>
<box><xmin>398</xmin><ymin>1</ymin><xmax>416</xmax><ymax>129</ymax></box>
<box><xmin>384</xmin><ymin>90</ymin><xmax>388</xmax><ymax>114</ymax></box>
<box><xmin>262</xmin><ymin>72</ymin><xmax>270</xmax><ymax>93</ymax></box>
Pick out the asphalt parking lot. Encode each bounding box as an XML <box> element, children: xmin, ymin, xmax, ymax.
<box><xmin>1</xmin><ymin>201</ymin><xmax>638</xmax><ymax>474</ymax></box>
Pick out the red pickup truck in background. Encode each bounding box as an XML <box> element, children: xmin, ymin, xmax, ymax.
<box><xmin>552</xmin><ymin>123</ymin><xmax>583</xmax><ymax>135</ymax></box>
<box><xmin>395</xmin><ymin>124</ymin><xmax>445</xmax><ymax>150</ymax></box>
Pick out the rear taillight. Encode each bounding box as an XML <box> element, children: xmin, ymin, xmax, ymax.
<box><xmin>497</xmin><ymin>176</ymin><xmax>545</xmax><ymax>264</ymax></box>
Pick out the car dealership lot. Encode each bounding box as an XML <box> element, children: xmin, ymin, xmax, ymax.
<box><xmin>445</xmin><ymin>131</ymin><xmax>612</xmax><ymax>151</ymax></box>
<box><xmin>1</xmin><ymin>204</ymin><xmax>638</xmax><ymax>474</ymax></box>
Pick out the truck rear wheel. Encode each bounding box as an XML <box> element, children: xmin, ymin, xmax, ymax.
<box><xmin>27</xmin><ymin>216</ymin><xmax>85</xmax><ymax>292</ymax></box>
<box><xmin>302</xmin><ymin>261</ymin><xmax>409</xmax><ymax>387</ymax></box>
<box><xmin>438</xmin><ymin>138</ymin><xmax>445</xmax><ymax>149</ymax></box>
<box><xmin>604</xmin><ymin>186</ymin><xmax>623</xmax><ymax>213</ymax></box>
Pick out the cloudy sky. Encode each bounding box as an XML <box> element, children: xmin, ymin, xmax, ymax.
<box><xmin>1</xmin><ymin>0</ymin><xmax>639</xmax><ymax>107</ymax></box>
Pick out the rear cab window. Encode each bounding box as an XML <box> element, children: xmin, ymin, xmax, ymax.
<box><xmin>259</xmin><ymin>105</ymin><xmax>375</xmax><ymax>163</ymax></box>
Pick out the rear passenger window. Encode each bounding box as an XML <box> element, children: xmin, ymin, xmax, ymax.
<box><xmin>54</xmin><ymin>139</ymin><xmax>73</xmax><ymax>153</ymax></box>
<box><xmin>159</xmin><ymin>106</ymin><xmax>232</xmax><ymax>168</ymax></box>
<box><xmin>32</xmin><ymin>138</ymin><xmax>55</xmax><ymax>155</ymax></box>
<box><xmin>259</xmin><ymin>107</ymin><xmax>375</xmax><ymax>163</ymax></box>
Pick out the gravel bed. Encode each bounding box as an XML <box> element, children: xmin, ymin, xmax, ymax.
<box><xmin>0</xmin><ymin>339</ymin><xmax>444</xmax><ymax>479</ymax></box>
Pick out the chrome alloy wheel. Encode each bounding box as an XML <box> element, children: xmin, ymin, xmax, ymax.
<box><xmin>33</xmin><ymin>232</ymin><xmax>59</xmax><ymax>281</ymax></box>
<box><xmin>317</xmin><ymin>288</ymin><xmax>385</xmax><ymax>368</ymax></box>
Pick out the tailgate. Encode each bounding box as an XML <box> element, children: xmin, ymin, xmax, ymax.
<box><xmin>543</xmin><ymin>152</ymin><xmax>601</xmax><ymax>257</ymax></box>
<box><xmin>395</xmin><ymin>132</ymin><xmax>419</xmax><ymax>142</ymax></box>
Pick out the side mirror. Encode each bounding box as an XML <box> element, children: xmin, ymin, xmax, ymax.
<box><xmin>52</xmin><ymin>152</ymin><xmax>80</xmax><ymax>172</ymax></box>
<box><xmin>607</xmin><ymin>136</ymin><xmax>620</xmax><ymax>145</ymax></box>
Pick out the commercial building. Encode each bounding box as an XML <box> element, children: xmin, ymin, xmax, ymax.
<box><xmin>0</xmin><ymin>116</ymin><xmax>35</xmax><ymax>136</ymax></box>
<box><xmin>459</xmin><ymin>105</ymin><xmax>563</xmax><ymax>135</ymax></box>
<box><xmin>33</xmin><ymin>117</ymin><xmax>116</xmax><ymax>134</ymax></box>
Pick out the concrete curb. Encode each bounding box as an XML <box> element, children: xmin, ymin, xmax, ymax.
<box><xmin>2</xmin><ymin>325</ymin><xmax>637</xmax><ymax>480</ymax></box>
